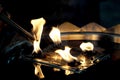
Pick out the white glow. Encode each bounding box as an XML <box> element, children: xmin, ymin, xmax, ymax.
<box><xmin>31</xmin><ymin>17</ymin><xmax>46</xmax><ymax>53</ymax></box>
<box><xmin>49</xmin><ymin>27</ymin><xmax>61</xmax><ymax>44</ymax></box>
<box><xmin>55</xmin><ymin>46</ymin><xmax>77</xmax><ymax>62</ymax></box>
<box><xmin>80</xmin><ymin>42</ymin><xmax>94</xmax><ymax>51</ymax></box>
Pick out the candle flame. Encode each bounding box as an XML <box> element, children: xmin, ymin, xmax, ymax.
<box><xmin>80</xmin><ymin>42</ymin><xmax>94</xmax><ymax>51</ymax></box>
<box><xmin>55</xmin><ymin>46</ymin><xmax>77</xmax><ymax>62</ymax></box>
<box><xmin>31</xmin><ymin>17</ymin><xmax>46</xmax><ymax>53</ymax></box>
<box><xmin>49</xmin><ymin>27</ymin><xmax>61</xmax><ymax>44</ymax></box>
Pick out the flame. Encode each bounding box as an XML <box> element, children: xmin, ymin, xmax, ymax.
<box><xmin>53</xmin><ymin>68</ymin><xmax>61</xmax><ymax>72</ymax></box>
<box><xmin>49</xmin><ymin>27</ymin><xmax>61</xmax><ymax>44</ymax></box>
<box><xmin>31</xmin><ymin>17</ymin><xmax>46</xmax><ymax>53</ymax></box>
<box><xmin>51</xmin><ymin>54</ymin><xmax>62</xmax><ymax>61</ymax></box>
<box><xmin>31</xmin><ymin>18</ymin><xmax>46</xmax><ymax>79</ymax></box>
<box><xmin>78</xmin><ymin>55</ymin><xmax>94</xmax><ymax>70</ymax></box>
<box><xmin>65</xmin><ymin>70</ymin><xmax>73</xmax><ymax>75</ymax></box>
<box><xmin>80</xmin><ymin>42</ymin><xmax>94</xmax><ymax>51</ymax></box>
<box><xmin>34</xmin><ymin>64</ymin><xmax>44</xmax><ymax>79</ymax></box>
<box><xmin>61</xmin><ymin>65</ymin><xmax>73</xmax><ymax>75</ymax></box>
<box><xmin>79</xmin><ymin>55</ymin><xmax>87</xmax><ymax>67</ymax></box>
<box><xmin>55</xmin><ymin>46</ymin><xmax>77</xmax><ymax>62</ymax></box>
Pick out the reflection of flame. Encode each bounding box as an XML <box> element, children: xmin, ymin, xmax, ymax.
<box><xmin>31</xmin><ymin>17</ymin><xmax>46</xmax><ymax>79</ymax></box>
<box><xmin>65</xmin><ymin>70</ymin><xmax>73</xmax><ymax>75</ymax></box>
<box><xmin>61</xmin><ymin>65</ymin><xmax>73</xmax><ymax>75</ymax></box>
<box><xmin>53</xmin><ymin>68</ymin><xmax>61</xmax><ymax>72</ymax></box>
<box><xmin>31</xmin><ymin>17</ymin><xmax>46</xmax><ymax>53</ymax></box>
<box><xmin>49</xmin><ymin>27</ymin><xmax>61</xmax><ymax>44</ymax></box>
<box><xmin>55</xmin><ymin>46</ymin><xmax>77</xmax><ymax>62</ymax></box>
<box><xmin>80</xmin><ymin>42</ymin><xmax>94</xmax><ymax>51</ymax></box>
<box><xmin>34</xmin><ymin>64</ymin><xmax>44</xmax><ymax>79</ymax></box>
<box><xmin>51</xmin><ymin>54</ymin><xmax>62</xmax><ymax>61</ymax></box>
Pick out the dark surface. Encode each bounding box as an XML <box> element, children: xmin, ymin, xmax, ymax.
<box><xmin>0</xmin><ymin>56</ymin><xmax>120</xmax><ymax>80</ymax></box>
<box><xmin>0</xmin><ymin>39</ymin><xmax>120</xmax><ymax>80</ymax></box>
<box><xmin>0</xmin><ymin>0</ymin><xmax>101</xmax><ymax>28</ymax></box>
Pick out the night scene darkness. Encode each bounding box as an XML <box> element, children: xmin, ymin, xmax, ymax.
<box><xmin>0</xmin><ymin>0</ymin><xmax>120</xmax><ymax>80</ymax></box>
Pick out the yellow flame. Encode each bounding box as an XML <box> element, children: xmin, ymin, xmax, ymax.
<box><xmin>80</xmin><ymin>55</ymin><xmax>87</xmax><ymax>67</ymax></box>
<box><xmin>34</xmin><ymin>64</ymin><xmax>44</xmax><ymax>79</ymax></box>
<box><xmin>49</xmin><ymin>27</ymin><xmax>61</xmax><ymax>44</ymax></box>
<box><xmin>61</xmin><ymin>65</ymin><xmax>73</xmax><ymax>75</ymax></box>
<box><xmin>80</xmin><ymin>42</ymin><xmax>94</xmax><ymax>51</ymax></box>
<box><xmin>31</xmin><ymin>17</ymin><xmax>46</xmax><ymax>53</ymax></box>
<box><xmin>53</xmin><ymin>68</ymin><xmax>61</xmax><ymax>72</ymax></box>
<box><xmin>51</xmin><ymin>54</ymin><xmax>62</xmax><ymax>61</ymax></box>
<box><xmin>78</xmin><ymin>55</ymin><xmax>94</xmax><ymax>70</ymax></box>
<box><xmin>55</xmin><ymin>46</ymin><xmax>77</xmax><ymax>62</ymax></box>
<box><xmin>65</xmin><ymin>70</ymin><xmax>73</xmax><ymax>75</ymax></box>
<box><xmin>61</xmin><ymin>65</ymin><xmax>70</xmax><ymax>70</ymax></box>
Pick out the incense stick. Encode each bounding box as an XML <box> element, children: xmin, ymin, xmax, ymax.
<box><xmin>0</xmin><ymin>12</ymin><xmax>34</xmax><ymax>40</ymax></box>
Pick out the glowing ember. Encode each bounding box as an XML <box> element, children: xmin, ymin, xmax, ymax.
<box><xmin>55</xmin><ymin>46</ymin><xmax>78</xmax><ymax>62</ymax></box>
<box><xmin>31</xmin><ymin>17</ymin><xmax>46</xmax><ymax>53</ymax></box>
<box><xmin>49</xmin><ymin>26</ymin><xmax>61</xmax><ymax>44</ymax></box>
<box><xmin>80</xmin><ymin>42</ymin><xmax>94</xmax><ymax>51</ymax></box>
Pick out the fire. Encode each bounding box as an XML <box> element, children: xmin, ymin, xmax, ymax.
<box><xmin>34</xmin><ymin>64</ymin><xmax>44</xmax><ymax>79</ymax></box>
<box><xmin>49</xmin><ymin>26</ymin><xmax>61</xmax><ymax>44</ymax></box>
<box><xmin>80</xmin><ymin>42</ymin><xmax>94</xmax><ymax>51</ymax></box>
<box><xmin>78</xmin><ymin>55</ymin><xmax>94</xmax><ymax>70</ymax></box>
<box><xmin>29</xmin><ymin>18</ymin><xmax>98</xmax><ymax>78</ymax></box>
<box><xmin>30</xmin><ymin>17</ymin><xmax>46</xmax><ymax>79</ymax></box>
<box><xmin>78</xmin><ymin>42</ymin><xmax>94</xmax><ymax>69</ymax></box>
<box><xmin>61</xmin><ymin>65</ymin><xmax>73</xmax><ymax>75</ymax></box>
<box><xmin>30</xmin><ymin>17</ymin><xmax>46</xmax><ymax>53</ymax></box>
<box><xmin>65</xmin><ymin>70</ymin><xmax>73</xmax><ymax>75</ymax></box>
<box><xmin>55</xmin><ymin>46</ymin><xmax>77</xmax><ymax>62</ymax></box>
<box><xmin>78</xmin><ymin>55</ymin><xmax>88</xmax><ymax>69</ymax></box>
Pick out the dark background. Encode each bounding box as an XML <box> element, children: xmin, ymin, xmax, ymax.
<box><xmin>0</xmin><ymin>0</ymin><xmax>120</xmax><ymax>80</ymax></box>
<box><xmin>1</xmin><ymin>0</ymin><xmax>120</xmax><ymax>29</ymax></box>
